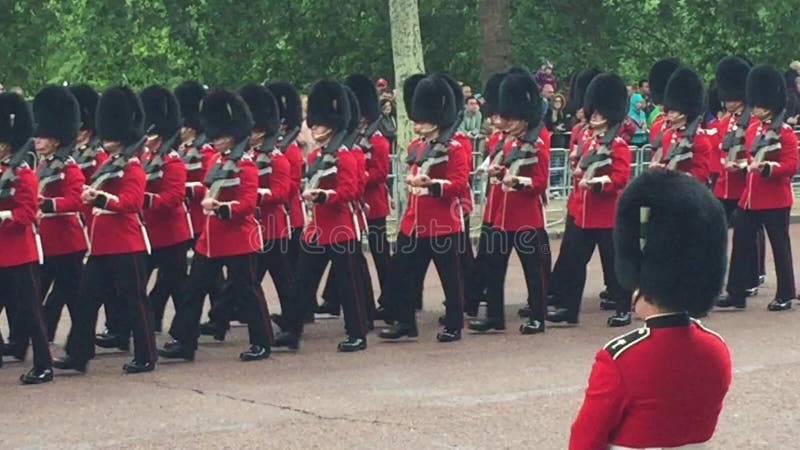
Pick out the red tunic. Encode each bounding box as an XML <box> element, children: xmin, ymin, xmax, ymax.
<box><xmin>282</xmin><ymin>142</ymin><xmax>305</xmax><ymax>229</ymax></box>
<box><xmin>739</xmin><ymin>121</ymin><xmax>799</xmax><ymax>210</ymax></box>
<box><xmin>491</xmin><ymin>127</ymin><xmax>550</xmax><ymax>231</ymax></box>
<box><xmin>570</xmin><ymin>314</ymin><xmax>731</xmax><ymax>450</ymax></box>
<box><xmin>649</xmin><ymin>114</ymin><xmax>665</xmax><ymax>144</ymax></box>
<box><xmin>142</xmin><ymin>150</ymin><xmax>192</xmax><ymax>249</ymax></box>
<box><xmin>303</xmin><ymin>146</ymin><xmax>360</xmax><ymax>245</ymax></box>
<box><xmin>656</xmin><ymin>127</ymin><xmax>712</xmax><ymax>184</ymax></box>
<box><xmin>569</xmin><ymin>134</ymin><xmax>631</xmax><ymax>229</ymax></box>
<box><xmin>712</xmin><ymin>113</ymin><xmax>760</xmax><ymax>200</ymax></box>
<box><xmin>349</xmin><ymin>147</ymin><xmax>368</xmax><ymax>233</ymax></box>
<box><xmin>453</xmin><ymin>131</ymin><xmax>474</xmax><ymax>215</ymax></box>
<box><xmin>363</xmin><ymin>132</ymin><xmax>391</xmax><ymax>220</ymax></box>
<box><xmin>194</xmin><ymin>154</ymin><xmax>261</xmax><ymax>258</ymax></box>
<box><xmin>88</xmin><ymin>156</ymin><xmax>148</xmax><ymax>256</ymax></box>
<box><xmin>181</xmin><ymin>141</ymin><xmax>217</xmax><ymax>237</ymax></box>
<box><xmin>566</xmin><ymin>124</ymin><xmax>590</xmax><ymax>218</ymax></box>
<box><xmin>399</xmin><ymin>138</ymin><xmax>469</xmax><ymax>238</ymax></box>
<box><xmin>38</xmin><ymin>159</ymin><xmax>88</xmax><ymax>256</ymax></box>
<box><xmin>253</xmin><ymin>148</ymin><xmax>291</xmax><ymax>241</ymax></box>
<box><xmin>483</xmin><ymin>131</ymin><xmax>507</xmax><ymax>224</ymax></box>
<box><xmin>0</xmin><ymin>163</ymin><xmax>40</xmax><ymax>268</ymax></box>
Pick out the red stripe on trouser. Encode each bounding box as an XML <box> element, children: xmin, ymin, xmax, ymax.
<box><xmin>28</xmin><ymin>263</ymin><xmax>52</xmax><ymax>366</ymax></box>
<box><xmin>453</xmin><ymin>237</ymin><xmax>465</xmax><ymax>312</ymax></box>
<box><xmin>249</xmin><ymin>255</ymin><xmax>273</xmax><ymax>345</ymax></box>
<box><xmin>132</xmin><ymin>255</ymin><xmax>156</xmax><ymax>364</ymax></box>
<box><xmin>346</xmin><ymin>249</ymin><xmax>367</xmax><ymax>336</ymax></box>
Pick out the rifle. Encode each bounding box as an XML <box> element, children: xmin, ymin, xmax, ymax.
<box><xmin>37</xmin><ymin>142</ymin><xmax>77</xmax><ymax>194</ymax></box>
<box><xmin>143</xmin><ymin>130</ymin><xmax>181</xmax><ymax>181</ymax></box>
<box><xmin>182</xmin><ymin>134</ymin><xmax>208</xmax><ymax>171</ymax></box>
<box><xmin>73</xmin><ymin>136</ymin><xmax>102</xmax><ymax>170</ymax></box>
<box><xmin>502</xmin><ymin>123</ymin><xmax>544</xmax><ymax>177</ymax></box>
<box><xmin>277</xmin><ymin>127</ymin><xmax>300</xmax><ymax>153</ymax></box>
<box><xmin>254</xmin><ymin>133</ymin><xmax>281</xmax><ymax>177</ymax></box>
<box><xmin>204</xmin><ymin>137</ymin><xmax>251</xmax><ymax>200</ymax></box>
<box><xmin>0</xmin><ymin>138</ymin><xmax>36</xmax><ymax>199</ymax></box>
<box><xmin>304</xmin><ymin>130</ymin><xmax>347</xmax><ymax>190</ymax></box>
<box><xmin>354</xmin><ymin>119</ymin><xmax>383</xmax><ymax>151</ymax></box>
<box><xmin>414</xmin><ymin>119</ymin><xmax>460</xmax><ymax>175</ymax></box>
<box><xmin>750</xmin><ymin>112</ymin><xmax>785</xmax><ymax>165</ymax></box>
<box><xmin>578</xmin><ymin>124</ymin><xmax>620</xmax><ymax>182</ymax></box>
<box><xmin>722</xmin><ymin>109</ymin><xmax>752</xmax><ymax>168</ymax></box>
<box><xmin>90</xmin><ymin>125</ymin><xmax>155</xmax><ymax>190</ymax></box>
<box><xmin>663</xmin><ymin>116</ymin><xmax>702</xmax><ymax>171</ymax></box>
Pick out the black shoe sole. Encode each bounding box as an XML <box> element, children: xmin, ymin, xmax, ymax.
<box><xmin>157</xmin><ymin>350</ymin><xmax>195</xmax><ymax>361</ymax></box>
<box><xmin>20</xmin><ymin>374</ymin><xmax>54</xmax><ymax>385</ymax></box>
<box><xmin>240</xmin><ymin>353</ymin><xmax>270</xmax><ymax>361</ymax></box>
<box><xmin>122</xmin><ymin>365</ymin><xmax>155</xmax><ymax>374</ymax></box>
<box><xmin>337</xmin><ymin>343</ymin><xmax>367</xmax><ymax>352</ymax></box>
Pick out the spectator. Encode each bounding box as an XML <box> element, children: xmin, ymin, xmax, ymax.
<box><xmin>462</xmin><ymin>84</ymin><xmax>473</xmax><ymax>99</ymax></box>
<box><xmin>375</xmin><ymin>77</ymin><xmax>389</xmax><ymax>94</ymax></box>
<box><xmin>458</xmin><ymin>96</ymin><xmax>483</xmax><ymax>138</ymax></box>
<box><xmin>628</xmin><ymin>93</ymin><xmax>648</xmax><ymax>146</ymax></box>
<box><xmin>10</xmin><ymin>86</ymin><xmax>24</xmax><ymax>97</ymax></box>
<box><xmin>535</xmin><ymin>60</ymin><xmax>558</xmax><ymax>90</ymax></box>
<box><xmin>785</xmin><ymin>69</ymin><xmax>800</xmax><ymax>126</ymax></box>
<box><xmin>0</xmin><ymin>83</ymin><xmax>5</xmax><ymax>93</ymax></box>
<box><xmin>639</xmin><ymin>79</ymin><xmax>654</xmax><ymax>116</ymax></box>
<box><xmin>790</xmin><ymin>61</ymin><xmax>800</xmax><ymax>72</ymax></box>
<box><xmin>377</xmin><ymin>98</ymin><xmax>397</xmax><ymax>144</ymax></box>
<box><xmin>545</xmin><ymin>93</ymin><xmax>571</xmax><ymax>148</ymax></box>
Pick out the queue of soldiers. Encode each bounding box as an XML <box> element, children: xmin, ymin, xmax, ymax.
<box><xmin>0</xmin><ymin>56</ymin><xmax>795</xmax><ymax>389</ymax></box>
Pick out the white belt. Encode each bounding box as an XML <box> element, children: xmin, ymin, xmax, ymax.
<box><xmin>41</xmin><ymin>211</ymin><xmax>80</xmax><ymax>218</ymax></box>
<box><xmin>92</xmin><ymin>208</ymin><xmax>120</xmax><ymax>216</ymax></box>
<box><xmin>609</xmin><ymin>444</ymin><xmax>707</xmax><ymax>450</ymax></box>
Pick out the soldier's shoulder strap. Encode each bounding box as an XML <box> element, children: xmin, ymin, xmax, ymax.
<box><xmin>690</xmin><ymin>318</ymin><xmax>725</xmax><ymax>343</ymax></box>
<box><xmin>603</xmin><ymin>326</ymin><xmax>651</xmax><ymax>360</ymax></box>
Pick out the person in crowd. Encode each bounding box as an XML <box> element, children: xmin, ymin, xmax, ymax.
<box><xmin>377</xmin><ymin>98</ymin><xmax>397</xmax><ymax>145</ymax></box>
<box><xmin>375</xmin><ymin>77</ymin><xmax>389</xmax><ymax>95</ymax></box>
<box><xmin>458</xmin><ymin>96</ymin><xmax>483</xmax><ymax>137</ymax></box>
<box><xmin>785</xmin><ymin>69</ymin><xmax>799</xmax><ymax>126</ymax></box>
<box><xmin>639</xmin><ymin>78</ymin><xmax>654</xmax><ymax>115</ymax></box>
<box><xmin>544</xmin><ymin>93</ymin><xmax>570</xmax><ymax>148</ymax></box>
<box><xmin>462</xmin><ymin>84</ymin><xmax>473</xmax><ymax>99</ymax></box>
<box><xmin>628</xmin><ymin>93</ymin><xmax>649</xmax><ymax>146</ymax></box>
<box><xmin>535</xmin><ymin>60</ymin><xmax>558</xmax><ymax>90</ymax></box>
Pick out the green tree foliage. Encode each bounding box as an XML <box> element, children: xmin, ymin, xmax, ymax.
<box><xmin>1</xmin><ymin>0</ymin><xmax>798</xmax><ymax>94</ymax></box>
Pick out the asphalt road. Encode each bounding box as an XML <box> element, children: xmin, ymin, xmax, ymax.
<box><xmin>2</xmin><ymin>227</ymin><xmax>800</xmax><ymax>449</ymax></box>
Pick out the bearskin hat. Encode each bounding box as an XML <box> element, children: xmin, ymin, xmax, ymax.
<box><xmin>715</xmin><ymin>57</ymin><xmax>751</xmax><ymax>102</ymax></box>
<box><xmin>140</xmin><ymin>85</ymin><xmax>181</xmax><ymax>139</ymax></box>
<box><xmin>438</xmin><ymin>73</ymin><xmax>464</xmax><ymax>112</ymax></box>
<box><xmin>199</xmin><ymin>89</ymin><xmax>253</xmax><ymax>143</ymax></box>
<box><xmin>33</xmin><ymin>85</ymin><xmax>80</xmax><ymax>146</ymax></box>
<box><xmin>583</xmin><ymin>73</ymin><xmax>628</xmax><ymax>126</ymax></box>
<box><xmin>265</xmin><ymin>81</ymin><xmax>302</xmax><ymax>130</ymax></box>
<box><xmin>498</xmin><ymin>72</ymin><xmax>543</xmax><ymax>125</ymax></box>
<box><xmin>663</xmin><ymin>68</ymin><xmax>705</xmax><ymax>121</ymax></box>
<box><xmin>343</xmin><ymin>85</ymin><xmax>361</xmax><ymax>134</ymax></box>
<box><xmin>345</xmin><ymin>74</ymin><xmax>380</xmax><ymax>123</ymax></box>
<box><xmin>307</xmin><ymin>80</ymin><xmax>350</xmax><ymax>131</ymax></box>
<box><xmin>69</xmin><ymin>84</ymin><xmax>99</xmax><ymax>133</ymax></box>
<box><xmin>706</xmin><ymin>82</ymin><xmax>723</xmax><ymax>122</ymax></box>
<box><xmin>96</xmin><ymin>86</ymin><xmax>146</xmax><ymax>145</ymax></box>
<box><xmin>615</xmin><ymin>170</ymin><xmax>727</xmax><ymax>317</ymax></box>
<box><xmin>648</xmin><ymin>58</ymin><xmax>681</xmax><ymax>105</ymax></box>
<box><xmin>174</xmin><ymin>80</ymin><xmax>206</xmax><ymax>132</ymax></box>
<box><xmin>746</xmin><ymin>65</ymin><xmax>786</xmax><ymax>114</ymax></box>
<box><xmin>410</xmin><ymin>75</ymin><xmax>458</xmax><ymax>130</ymax></box>
<box><xmin>482</xmin><ymin>72</ymin><xmax>506</xmax><ymax>117</ymax></box>
<box><xmin>238</xmin><ymin>83</ymin><xmax>280</xmax><ymax>137</ymax></box>
<box><xmin>0</xmin><ymin>92</ymin><xmax>34</xmax><ymax>151</ymax></box>
<box><xmin>402</xmin><ymin>74</ymin><xmax>425</xmax><ymax>122</ymax></box>
<box><xmin>567</xmin><ymin>68</ymin><xmax>602</xmax><ymax>114</ymax></box>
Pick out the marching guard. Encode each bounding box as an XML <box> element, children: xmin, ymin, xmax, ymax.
<box><xmin>647</xmin><ymin>59</ymin><xmax>681</xmax><ymax>146</ymax></box>
<box><xmin>547</xmin><ymin>73</ymin><xmax>633</xmax><ymax>327</ymax></box>
<box><xmin>570</xmin><ymin>170</ymin><xmax>732</xmax><ymax>449</ymax></box>
<box><xmin>717</xmin><ymin>65</ymin><xmax>798</xmax><ymax>311</ymax></box>
<box><xmin>54</xmin><ymin>86</ymin><xmax>157</xmax><ymax>374</ymax></box>
<box><xmin>158</xmin><ymin>89</ymin><xmax>274</xmax><ymax>362</ymax></box>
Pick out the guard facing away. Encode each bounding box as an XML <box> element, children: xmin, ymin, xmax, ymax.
<box><xmin>0</xmin><ymin>92</ymin><xmax>54</xmax><ymax>384</ymax></box>
<box><xmin>652</xmin><ymin>67</ymin><xmax>712</xmax><ymax>184</ymax></box>
<box><xmin>570</xmin><ymin>170</ymin><xmax>732</xmax><ymax>450</ymax></box>
<box><xmin>717</xmin><ymin>65</ymin><xmax>798</xmax><ymax>311</ymax></box>
<box><xmin>55</xmin><ymin>86</ymin><xmax>157</xmax><ymax>375</ymax></box>
<box><xmin>468</xmin><ymin>71</ymin><xmax>551</xmax><ymax>335</ymax></box>
<box><xmin>547</xmin><ymin>73</ymin><xmax>634</xmax><ymax>327</ymax></box>
<box><xmin>158</xmin><ymin>89</ymin><xmax>274</xmax><ymax>362</ymax></box>
<box><xmin>647</xmin><ymin>58</ymin><xmax>681</xmax><ymax>145</ymax></box>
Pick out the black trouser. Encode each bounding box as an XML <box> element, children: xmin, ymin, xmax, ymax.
<box><xmin>0</xmin><ymin>263</ymin><xmax>52</xmax><ymax>369</ymax></box>
<box><xmin>287</xmin><ymin>227</ymin><xmax>302</xmax><ymax>273</ymax></box>
<box><xmin>388</xmin><ymin>233</ymin><xmax>465</xmax><ymax>330</ymax></box>
<box><xmin>555</xmin><ymin>226</ymin><xmax>631</xmax><ymax>316</ymax></box>
<box><xmin>169</xmin><ymin>252</ymin><xmax>273</xmax><ymax>349</ymax></box>
<box><xmin>548</xmin><ymin>215</ymin><xmax>575</xmax><ymax>300</ymax></box>
<box><xmin>485</xmin><ymin>229</ymin><xmax>549</xmax><ymax>324</ymax></box>
<box><xmin>282</xmin><ymin>239</ymin><xmax>369</xmax><ymax>338</ymax></box>
<box><xmin>41</xmin><ymin>251</ymin><xmax>85</xmax><ymax>341</ymax></box>
<box><xmin>465</xmin><ymin>222</ymin><xmax>494</xmax><ymax>311</ymax></box>
<box><xmin>720</xmin><ymin>198</ymin><xmax>766</xmax><ymax>286</ymax></box>
<box><xmin>727</xmin><ymin>207</ymin><xmax>796</xmax><ymax>300</ymax></box>
<box><xmin>209</xmin><ymin>238</ymin><xmax>294</xmax><ymax>327</ymax></box>
<box><xmin>367</xmin><ymin>218</ymin><xmax>391</xmax><ymax>307</ymax></box>
<box><xmin>459</xmin><ymin>214</ymin><xmax>475</xmax><ymax>305</ymax></box>
<box><xmin>65</xmin><ymin>252</ymin><xmax>156</xmax><ymax>365</ymax></box>
<box><xmin>147</xmin><ymin>241</ymin><xmax>190</xmax><ymax>329</ymax></box>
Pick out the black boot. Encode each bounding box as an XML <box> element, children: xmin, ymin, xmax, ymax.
<box><xmin>199</xmin><ymin>321</ymin><xmax>227</xmax><ymax>341</ymax></box>
<box><xmin>517</xmin><ymin>306</ymin><xmax>531</xmax><ymax>318</ymax></box>
<box><xmin>95</xmin><ymin>331</ymin><xmax>130</xmax><ymax>351</ymax></box>
<box><xmin>519</xmin><ymin>319</ymin><xmax>545</xmax><ymax>335</ymax></box>
<box><xmin>240</xmin><ymin>345</ymin><xmax>270</xmax><ymax>361</ymax></box>
<box><xmin>337</xmin><ymin>337</ymin><xmax>367</xmax><ymax>352</ymax></box>
<box><xmin>467</xmin><ymin>318</ymin><xmax>505</xmax><ymax>332</ymax></box>
<box><xmin>745</xmin><ymin>287</ymin><xmax>759</xmax><ymax>297</ymax></box>
<box><xmin>315</xmin><ymin>301</ymin><xmax>340</xmax><ymax>316</ymax></box>
<box><xmin>716</xmin><ymin>295</ymin><xmax>746</xmax><ymax>309</ymax></box>
<box><xmin>379</xmin><ymin>322</ymin><xmax>418</xmax><ymax>340</ymax></box>
<box><xmin>122</xmin><ymin>360</ymin><xmax>155</xmax><ymax>374</ymax></box>
<box><xmin>3</xmin><ymin>339</ymin><xmax>27</xmax><ymax>361</ymax></box>
<box><xmin>273</xmin><ymin>331</ymin><xmax>300</xmax><ymax>350</ymax></box>
<box><xmin>607</xmin><ymin>312</ymin><xmax>632</xmax><ymax>327</ymax></box>
<box><xmin>20</xmin><ymin>367</ymin><xmax>53</xmax><ymax>385</ymax></box>
<box><xmin>157</xmin><ymin>341</ymin><xmax>195</xmax><ymax>361</ymax></box>
<box><xmin>546</xmin><ymin>308</ymin><xmax>579</xmax><ymax>324</ymax></box>
<box><xmin>767</xmin><ymin>298</ymin><xmax>793</xmax><ymax>312</ymax></box>
<box><xmin>599</xmin><ymin>299</ymin><xmax>617</xmax><ymax>311</ymax></box>
<box><xmin>53</xmin><ymin>355</ymin><xmax>88</xmax><ymax>373</ymax></box>
<box><xmin>436</xmin><ymin>328</ymin><xmax>461</xmax><ymax>343</ymax></box>
<box><xmin>599</xmin><ymin>289</ymin><xmax>610</xmax><ymax>300</ymax></box>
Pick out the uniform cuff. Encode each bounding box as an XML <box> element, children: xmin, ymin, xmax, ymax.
<box><xmin>40</xmin><ymin>198</ymin><xmax>56</xmax><ymax>213</ymax></box>
<box><xmin>143</xmin><ymin>193</ymin><xmax>155</xmax><ymax>209</ymax></box>
<box><xmin>314</xmin><ymin>191</ymin><xmax>328</xmax><ymax>204</ymax></box>
<box><xmin>216</xmin><ymin>203</ymin><xmax>232</xmax><ymax>220</ymax></box>
<box><xmin>429</xmin><ymin>182</ymin><xmax>443</xmax><ymax>198</ymax></box>
<box><xmin>93</xmin><ymin>193</ymin><xmax>110</xmax><ymax>209</ymax></box>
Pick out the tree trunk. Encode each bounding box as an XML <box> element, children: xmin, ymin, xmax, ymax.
<box><xmin>389</xmin><ymin>0</ymin><xmax>425</xmax><ymax>213</ymax></box>
<box><xmin>478</xmin><ymin>0</ymin><xmax>510</xmax><ymax>86</ymax></box>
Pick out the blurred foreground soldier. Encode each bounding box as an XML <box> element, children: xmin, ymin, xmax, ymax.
<box><xmin>272</xmin><ymin>80</ymin><xmax>369</xmax><ymax>353</ymax></box>
<box><xmin>33</xmin><ymin>86</ymin><xmax>87</xmax><ymax>345</ymax></box>
<box><xmin>468</xmin><ymin>71</ymin><xmax>550</xmax><ymax>335</ymax></box>
<box><xmin>0</xmin><ymin>92</ymin><xmax>53</xmax><ymax>384</ymax></box>
<box><xmin>379</xmin><ymin>75</ymin><xmax>469</xmax><ymax>343</ymax></box>
<box><xmin>717</xmin><ymin>65</ymin><xmax>798</xmax><ymax>311</ymax></box>
<box><xmin>651</xmin><ymin>68</ymin><xmax>711</xmax><ymax>184</ymax></box>
<box><xmin>159</xmin><ymin>90</ymin><xmax>273</xmax><ymax>362</ymax></box>
<box><xmin>547</xmin><ymin>73</ymin><xmax>633</xmax><ymax>327</ymax></box>
<box><xmin>55</xmin><ymin>86</ymin><xmax>156</xmax><ymax>374</ymax></box>
<box><xmin>570</xmin><ymin>170</ymin><xmax>732</xmax><ymax>450</ymax></box>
